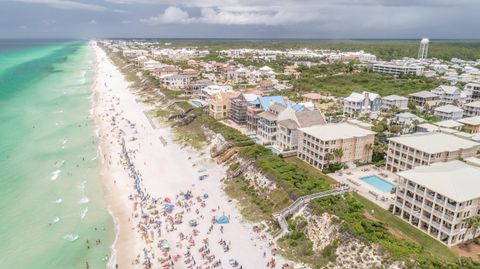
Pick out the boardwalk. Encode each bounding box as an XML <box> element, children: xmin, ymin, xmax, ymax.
<box><xmin>273</xmin><ymin>186</ymin><xmax>351</xmax><ymax>239</ymax></box>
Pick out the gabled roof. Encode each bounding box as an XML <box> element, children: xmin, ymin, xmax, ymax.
<box><xmin>434</xmin><ymin>104</ymin><xmax>463</xmax><ymax>113</ymax></box>
<box><xmin>258</xmin><ymin>111</ymin><xmax>277</xmax><ymax>121</ymax></box>
<box><xmin>435</xmin><ymin>85</ymin><xmax>460</xmax><ymax>94</ymax></box>
<box><xmin>257</xmin><ymin>96</ymin><xmax>286</xmax><ymax>110</ymax></box>
<box><xmin>398</xmin><ymin>161</ymin><xmax>480</xmax><ymax>202</ymax></box>
<box><xmin>295</xmin><ymin>110</ymin><xmax>327</xmax><ymax>127</ymax></box>
<box><xmin>409</xmin><ymin>91</ymin><xmax>439</xmax><ymax>98</ymax></box>
<box><xmin>457</xmin><ymin>116</ymin><xmax>480</xmax><ymax>126</ymax></box>
<box><xmin>465</xmin><ymin>101</ymin><xmax>480</xmax><ymax>108</ymax></box>
<box><xmin>383</xmin><ymin>95</ymin><xmax>408</xmax><ymax>101</ymax></box>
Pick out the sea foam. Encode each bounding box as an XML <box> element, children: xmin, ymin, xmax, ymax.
<box><xmin>63</xmin><ymin>234</ymin><xmax>79</xmax><ymax>242</ymax></box>
<box><xmin>50</xmin><ymin>169</ymin><xmax>61</xmax><ymax>181</ymax></box>
<box><xmin>81</xmin><ymin>207</ymin><xmax>88</xmax><ymax>219</ymax></box>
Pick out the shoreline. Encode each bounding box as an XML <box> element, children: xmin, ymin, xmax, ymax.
<box><xmin>91</xmin><ymin>42</ymin><xmax>291</xmax><ymax>268</ymax></box>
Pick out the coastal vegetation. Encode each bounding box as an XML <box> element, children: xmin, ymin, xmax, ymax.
<box><xmin>102</xmin><ymin>45</ymin><xmax>480</xmax><ymax>269</ymax></box>
<box><xmin>145</xmin><ymin>39</ymin><xmax>480</xmax><ymax>61</ymax></box>
<box><xmin>291</xmin><ymin>63</ymin><xmax>442</xmax><ymax>97</ymax></box>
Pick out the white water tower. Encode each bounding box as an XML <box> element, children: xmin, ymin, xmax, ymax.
<box><xmin>418</xmin><ymin>38</ymin><xmax>429</xmax><ymax>59</ymax></box>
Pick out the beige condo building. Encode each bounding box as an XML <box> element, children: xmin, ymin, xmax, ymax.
<box><xmin>297</xmin><ymin>123</ymin><xmax>375</xmax><ymax>170</ymax></box>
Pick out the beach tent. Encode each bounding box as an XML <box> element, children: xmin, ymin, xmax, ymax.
<box><xmin>217</xmin><ymin>215</ymin><xmax>230</xmax><ymax>224</ymax></box>
<box><xmin>203</xmin><ymin>193</ymin><xmax>209</xmax><ymax>199</ymax></box>
<box><xmin>197</xmin><ymin>168</ymin><xmax>207</xmax><ymax>173</ymax></box>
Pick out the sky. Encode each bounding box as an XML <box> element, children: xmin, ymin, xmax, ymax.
<box><xmin>1</xmin><ymin>0</ymin><xmax>480</xmax><ymax>39</ymax></box>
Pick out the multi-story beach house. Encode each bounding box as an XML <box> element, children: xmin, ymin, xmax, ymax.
<box><xmin>256</xmin><ymin>102</ymin><xmax>310</xmax><ymax>143</ymax></box>
<box><xmin>229</xmin><ymin>93</ymin><xmax>258</xmax><ymax>125</ymax></box>
<box><xmin>297</xmin><ymin>123</ymin><xmax>375</xmax><ymax>170</ymax></box>
<box><xmin>302</xmin><ymin>92</ymin><xmax>336</xmax><ymax>111</ymax></box>
<box><xmin>463</xmin><ymin>101</ymin><xmax>480</xmax><ymax>117</ymax></box>
<box><xmin>457</xmin><ymin>116</ymin><xmax>480</xmax><ymax>134</ymax></box>
<box><xmin>434</xmin><ymin>105</ymin><xmax>463</xmax><ymax>121</ymax></box>
<box><xmin>199</xmin><ymin>85</ymin><xmax>234</xmax><ymax>101</ymax></box>
<box><xmin>465</xmin><ymin>82</ymin><xmax>480</xmax><ymax>99</ymax></box>
<box><xmin>393</xmin><ymin>112</ymin><xmax>425</xmax><ymax>126</ymax></box>
<box><xmin>343</xmin><ymin>91</ymin><xmax>381</xmax><ymax>117</ymax></box>
<box><xmin>276</xmin><ymin>109</ymin><xmax>326</xmax><ymax>151</ymax></box>
<box><xmin>381</xmin><ymin>95</ymin><xmax>409</xmax><ymax>111</ymax></box>
<box><xmin>208</xmin><ymin>91</ymin><xmax>240</xmax><ymax>120</ymax></box>
<box><xmin>408</xmin><ymin>91</ymin><xmax>440</xmax><ymax>108</ymax></box>
<box><xmin>385</xmin><ymin>132</ymin><xmax>480</xmax><ymax>172</ymax></box>
<box><xmin>160</xmin><ymin>74</ymin><xmax>194</xmax><ymax>89</ymax></box>
<box><xmin>431</xmin><ymin>85</ymin><xmax>461</xmax><ymax>105</ymax></box>
<box><xmin>246</xmin><ymin>96</ymin><xmax>286</xmax><ymax>132</ymax></box>
<box><xmin>393</xmin><ymin>160</ymin><xmax>480</xmax><ymax>246</ymax></box>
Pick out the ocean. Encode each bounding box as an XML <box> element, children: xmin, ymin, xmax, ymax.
<box><xmin>0</xmin><ymin>40</ymin><xmax>114</xmax><ymax>268</ymax></box>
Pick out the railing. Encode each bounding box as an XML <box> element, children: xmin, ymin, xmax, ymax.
<box><xmin>272</xmin><ymin>187</ymin><xmax>351</xmax><ymax>239</ymax></box>
<box><xmin>226</xmin><ymin>160</ymin><xmax>253</xmax><ymax>179</ymax></box>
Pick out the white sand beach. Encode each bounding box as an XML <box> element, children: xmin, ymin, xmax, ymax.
<box><xmin>91</xmin><ymin>43</ymin><xmax>292</xmax><ymax>268</ymax></box>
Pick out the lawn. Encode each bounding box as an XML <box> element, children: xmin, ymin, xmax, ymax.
<box><xmin>353</xmin><ymin>193</ymin><xmax>457</xmax><ymax>262</ymax></box>
<box><xmin>284</xmin><ymin>157</ymin><xmax>337</xmax><ymax>185</ymax></box>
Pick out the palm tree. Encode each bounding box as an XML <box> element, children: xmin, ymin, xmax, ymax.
<box><xmin>364</xmin><ymin>143</ymin><xmax>373</xmax><ymax>161</ymax></box>
<box><xmin>332</xmin><ymin>148</ymin><xmax>344</xmax><ymax>163</ymax></box>
<box><xmin>465</xmin><ymin>216</ymin><xmax>480</xmax><ymax>242</ymax></box>
<box><xmin>324</xmin><ymin>152</ymin><xmax>334</xmax><ymax>164</ymax></box>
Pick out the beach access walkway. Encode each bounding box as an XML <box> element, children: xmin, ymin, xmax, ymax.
<box><xmin>273</xmin><ymin>186</ymin><xmax>351</xmax><ymax>239</ymax></box>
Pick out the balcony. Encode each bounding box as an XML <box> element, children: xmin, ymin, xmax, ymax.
<box><xmin>421</xmin><ymin>215</ymin><xmax>431</xmax><ymax>222</ymax></box>
<box><xmin>407</xmin><ymin>185</ymin><xmax>415</xmax><ymax>192</ymax></box>
<box><xmin>425</xmin><ymin>193</ymin><xmax>435</xmax><ymax>201</ymax></box>
<box><xmin>415</xmin><ymin>188</ymin><xmax>425</xmax><ymax>196</ymax></box>
<box><xmin>430</xmin><ymin>221</ymin><xmax>440</xmax><ymax>229</ymax></box>
<box><xmin>446</xmin><ymin>203</ymin><xmax>457</xmax><ymax>211</ymax></box>
<box><xmin>441</xmin><ymin>226</ymin><xmax>452</xmax><ymax>235</ymax></box>
<box><xmin>444</xmin><ymin>214</ymin><xmax>454</xmax><ymax>222</ymax></box>
<box><xmin>433</xmin><ymin>209</ymin><xmax>444</xmax><ymax>216</ymax></box>
<box><xmin>414</xmin><ymin>200</ymin><xmax>423</xmax><ymax>207</ymax></box>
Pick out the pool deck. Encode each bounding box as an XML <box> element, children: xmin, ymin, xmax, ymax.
<box><xmin>328</xmin><ymin>165</ymin><xmax>397</xmax><ymax>209</ymax></box>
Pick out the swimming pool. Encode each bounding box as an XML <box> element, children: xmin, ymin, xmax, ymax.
<box><xmin>190</xmin><ymin>99</ymin><xmax>204</xmax><ymax>107</ymax></box>
<box><xmin>249</xmin><ymin>135</ymin><xmax>261</xmax><ymax>143</ymax></box>
<box><xmin>265</xmin><ymin>146</ymin><xmax>279</xmax><ymax>154</ymax></box>
<box><xmin>361</xmin><ymin>175</ymin><xmax>395</xmax><ymax>193</ymax></box>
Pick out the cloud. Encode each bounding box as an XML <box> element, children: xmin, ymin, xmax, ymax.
<box><xmin>140</xmin><ymin>5</ymin><xmax>319</xmax><ymax>25</ymax></box>
<box><xmin>140</xmin><ymin>6</ymin><xmax>194</xmax><ymax>24</ymax></box>
<box><xmin>88</xmin><ymin>20</ymin><xmax>97</xmax><ymax>24</ymax></box>
<box><xmin>14</xmin><ymin>0</ymin><xmax>107</xmax><ymax>11</ymax></box>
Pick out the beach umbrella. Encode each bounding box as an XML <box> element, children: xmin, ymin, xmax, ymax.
<box><xmin>164</xmin><ymin>204</ymin><xmax>174</xmax><ymax>213</ymax></box>
<box><xmin>217</xmin><ymin>215</ymin><xmax>230</xmax><ymax>224</ymax></box>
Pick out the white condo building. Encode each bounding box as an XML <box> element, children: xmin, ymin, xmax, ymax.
<box><xmin>386</xmin><ymin>132</ymin><xmax>480</xmax><ymax>172</ymax></box>
<box><xmin>394</xmin><ymin>161</ymin><xmax>480</xmax><ymax>246</ymax></box>
<box><xmin>373</xmin><ymin>62</ymin><xmax>424</xmax><ymax>76</ymax></box>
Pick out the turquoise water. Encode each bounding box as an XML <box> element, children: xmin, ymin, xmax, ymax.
<box><xmin>0</xmin><ymin>40</ymin><xmax>114</xmax><ymax>268</ymax></box>
<box><xmin>361</xmin><ymin>175</ymin><xmax>395</xmax><ymax>193</ymax></box>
